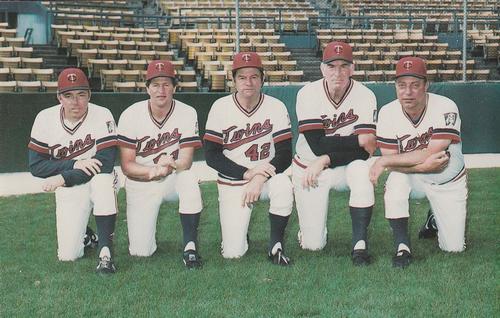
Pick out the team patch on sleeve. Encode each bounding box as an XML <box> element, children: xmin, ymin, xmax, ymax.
<box><xmin>353</xmin><ymin>124</ymin><xmax>376</xmax><ymax>135</ymax></box>
<box><xmin>180</xmin><ymin>136</ymin><xmax>202</xmax><ymax>149</ymax></box>
<box><xmin>298</xmin><ymin>119</ymin><xmax>323</xmax><ymax>133</ymax></box>
<box><xmin>96</xmin><ymin>135</ymin><xmax>118</xmax><ymax>151</ymax></box>
<box><xmin>444</xmin><ymin>112</ymin><xmax>457</xmax><ymax>126</ymax></box>
<box><xmin>432</xmin><ymin>128</ymin><xmax>461</xmax><ymax>143</ymax></box>
<box><xmin>28</xmin><ymin>137</ymin><xmax>50</xmax><ymax>154</ymax></box>
<box><xmin>117</xmin><ymin>134</ymin><xmax>137</xmax><ymax>149</ymax></box>
<box><xmin>203</xmin><ymin>130</ymin><xmax>223</xmax><ymax>144</ymax></box>
<box><xmin>376</xmin><ymin>136</ymin><xmax>398</xmax><ymax>149</ymax></box>
<box><xmin>106</xmin><ymin>121</ymin><xmax>116</xmax><ymax>133</ymax></box>
<box><xmin>272</xmin><ymin>128</ymin><xmax>292</xmax><ymax>143</ymax></box>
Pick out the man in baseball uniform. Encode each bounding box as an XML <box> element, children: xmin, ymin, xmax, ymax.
<box><xmin>28</xmin><ymin>68</ymin><xmax>118</xmax><ymax>274</ymax></box>
<box><xmin>204</xmin><ymin>52</ymin><xmax>293</xmax><ymax>265</ymax></box>
<box><xmin>370</xmin><ymin>57</ymin><xmax>467</xmax><ymax>268</ymax></box>
<box><xmin>292</xmin><ymin>41</ymin><xmax>377</xmax><ymax>266</ymax></box>
<box><xmin>118</xmin><ymin>60</ymin><xmax>203</xmax><ymax>269</ymax></box>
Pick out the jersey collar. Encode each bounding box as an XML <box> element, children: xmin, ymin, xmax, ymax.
<box><xmin>323</xmin><ymin>78</ymin><xmax>353</xmax><ymax>109</ymax></box>
<box><xmin>232</xmin><ymin>93</ymin><xmax>264</xmax><ymax>117</ymax></box>
<box><xmin>401</xmin><ymin>94</ymin><xmax>429</xmax><ymax>128</ymax></box>
<box><xmin>59</xmin><ymin>105</ymin><xmax>88</xmax><ymax>135</ymax></box>
<box><xmin>148</xmin><ymin>100</ymin><xmax>175</xmax><ymax>129</ymax></box>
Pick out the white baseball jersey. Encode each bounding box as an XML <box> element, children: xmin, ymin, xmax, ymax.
<box><xmin>29</xmin><ymin>103</ymin><xmax>117</xmax><ymax>161</ymax></box>
<box><xmin>377</xmin><ymin>93</ymin><xmax>465</xmax><ymax>185</ymax></box>
<box><xmin>294</xmin><ymin>78</ymin><xmax>377</xmax><ymax>166</ymax></box>
<box><xmin>117</xmin><ymin>100</ymin><xmax>202</xmax><ymax>165</ymax></box>
<box><xmin>204</xmin><ymin>93</ymin><xmax>292</xmax><ymax>185</ymax></box>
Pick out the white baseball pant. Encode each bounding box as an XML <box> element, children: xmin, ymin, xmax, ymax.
<box><xmin>292</xmin><ymin>159</ymin><xmax>375</xmax><ymax>251</ymax></box>
<box><xmin>125</xmin><ymin>169</ymin><xmax>202</xmax><ymax>257</ymax></box>
<box><xmin>55</xmin><ymin>172</ymin><xmax>118</xmax><ymax>261</ymax></box>
<box><xmin>384</xmin><ymin>171</ymin><xmax>468</xmax><ymax>252</ymax></box>
<box><xmin>217</xmin><ymin>173</ymin><xmax>293</xmax><ymax>259</ymax></box>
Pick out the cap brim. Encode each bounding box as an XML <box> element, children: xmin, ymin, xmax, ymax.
<box><xmin>232</xmin><ymin>66</ymin><xmax>264</xmax><ymax>72</ymax></box>
<box><xmin>57</xmin><ymin>86</ymin><xmax>90</xmax><ymax>94</ymax></box>
<box><xmin>322</xmin><ymin>57</ymin><xmax>353</xmax><ymax>64</ymax></box>
<box><xmin>395</xmin><ymin>73</ymin><xmax>427</xmax><ymax>79</ymax></box>
<box><xmin>146</xmin><ymin>74</ymin><xmax>176</xmax><ymax>81</ymax></box>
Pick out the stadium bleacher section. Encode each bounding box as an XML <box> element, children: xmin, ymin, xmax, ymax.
<box><xmin>0</xmin><ymin>0</ymin><xmax>498</xmax><ymax>92</ymax></box>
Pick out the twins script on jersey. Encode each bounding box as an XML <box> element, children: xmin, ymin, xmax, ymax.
<box><xmin>28</xmin><ymin>103</ymin><xmax>117</xmax><ymax>160</ymax></box>
<box><xmin>117</xmin><ymin>100</ymin><xmax>201</xmax><ymax>166</ymax></box>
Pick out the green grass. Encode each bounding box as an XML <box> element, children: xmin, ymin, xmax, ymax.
<box><xmin>1</xmin><ymin>168</ymin><xmax>498</xmax><ymax>317</ymax></box>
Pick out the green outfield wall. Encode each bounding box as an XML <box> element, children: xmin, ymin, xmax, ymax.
<box><xmin>1</xmin><ymin>82</ymin><xmax>498</xmax><ymax>173</ymax></box>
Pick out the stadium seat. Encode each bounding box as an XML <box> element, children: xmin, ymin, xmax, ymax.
<box><xmin>0</xmin><ymin>81</ymin><xmax>17</xmax><ymax>92</ymax></box>
<box><xmin>13</xmin><ymin>47</ymin><xmax>33</xmax><ymax>58</ymax></box>
<box><xmin>0</xmin><ymin>56</ymin><xmax>21</xmax><ymax>68</ymax></box>
<box><xmin>10</xmin><ymin>68</ymin><xmax>32</xmax><ymax>81</ymax></box>
<box><xmin>17</xmin><ymin>80</ymin><xmax>41</xmax><ymax>92</ymax></box>
<box><xmin>267</xmin><ymin>70</ymin><xmax>285</xmax><ymax>82</ymax></box>
<box><xmin>113</xmin><ymin>81</ymin><xmax>136</xmax><ymax>92</ymax></box>
<box><xmin>87</xmin><ymin>59</ymin><xmax>109</xmax><ymax>78</ymax></box>
<box><xmin>438</xmin><ymin>69</ymin><xmax>456</xmax><ymax>81</ymax></box>
<box><xmin>210</xmin><ymin>70</ymin><xmax>226</xmax><ymax>91</ymax></box>
<box><xmin>352</xmin><ymin>70</ymin><xmax>366</xmax><ymax>82</ymax></box>
<box><xmin>128</xmin><ymin>59</ymin><xmax>147</xmax><ymax>70</ymax></box>
<box><xmin>0</xmin><ymin>67</ymin><xmax>9</xmax><ymax>81</ymax></box>
<box><xmin>32</xmin><ymin>69</ymin><xmax>54</xmax><ymax>81</ymax></box>
<box><xmin>0</xmin><ymin>46</ymin><xmax>13</xmax><ymax>58</ymax></box>
<box><xmin>77</xmin><ymin>49</ymin><xmax>98</xmax><ymax>68</ymax></box>
<box><xmin>101</xmin><ymin>69</ymin><xmax>121</xmax><ymax>90</ymax></box>
<box><xmin>177</xmin><ymin>81</ymin><xmax>198</xmax><ymax>92</ymax></box>
<box><xmin>178</xmin><ymin>70</ymin><xmax>197</xmax><ymax>82</ymax></box>
<box><xmin>286</xmin><ymin>70</ymin><xmax>304</xmax><ymax>83</ymax></box>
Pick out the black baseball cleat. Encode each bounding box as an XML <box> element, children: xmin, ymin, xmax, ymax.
<box><xmin>84</xmin><ymin>226</ymin><xmax>98</xmax><ymax>248</ymax></box>
<box><xmin>183</xmin><ymin>250</ymin><xmax>203</xmax><ymax>269</ymax></box>
<box><xmin>351</xmin><ymin>249</ymin><xmax>372</xmax><ymax>266</ymax></box>
<box><xmin>419</xmin><ymin>210</ymin><xmax>438</xmax><ymax>239</ymax></box>
<box><xmin>268</xmin><ymin>248</ymin><xmax>292</xmax><ymax>266</ymax></box>
<box><xmin>392</xmin><ymin>250</ymin><xmax>412</xmax><ymax>268</ymax></box>
<box><xmin>96</xmin><ymin>256</ymin><xmax>116</xmax><ymax>274</ymax></box>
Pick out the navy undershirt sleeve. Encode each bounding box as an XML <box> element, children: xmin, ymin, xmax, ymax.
<box><xmin>269</xmin><ymin>139</ymin><xmax>292</xmax><ymax>174</ymax></box>
<box><xmin>204</xmin><ymin>139</ymin><xmax>248</xmax><ymax>180</ymax></box>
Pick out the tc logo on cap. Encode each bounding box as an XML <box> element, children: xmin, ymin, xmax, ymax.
<box><xmin>403</xmin><ymin>61</ymin><xmax>413</xmax><ymax>70</ymax></box>
<box><xmin>334</xmin><ymin>45</ymin><xmax>344</xmax><ymax>55</ymax></box>
<box><xmin>242</xmin><ymin>54</ymin><xmax>252</xmax><ymax>62</ymax></box>
<box><xmin>67</xmin><ymin>73</ymin><xmax>77</xmax><ymax>82</ymax></box>
<box><xmin>155</xmin><ymin>62</ymin><xmax>165</xmax><ymax>71</ymax></box>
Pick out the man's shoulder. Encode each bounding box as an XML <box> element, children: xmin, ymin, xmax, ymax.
<box><xmin>88</xmin><ymin>103</ymin><xmax>113</xmax><ymax>116</ymax></box>
<box><xmin>120</xmin><ymin>100</ymin><xmax>147</xmax><ymax>116</ymax></box>
<box><xmin>428</xmin><ymin>93</ymin><xmax>458</xmax><ymax>110</ymax></box>
<box><xmin>298</xmin><ymin>78</ymin><xmax>322</xmax><ymax>94</ymax></box>
<box><xmin>262</xmin><ymin>93</ymin><xmax>286</xmax><ymax>108</ymax></box>
<box><xmin>173</xmin><ymin>99</ymin><xmax>197</xmax><ymax>114</ymax></box>
<box><xmin>34</xmin><ymin>104</ymin><xmax>61</xmax><ymax>122</ymax></box>
<box><xmin>210</xmin><ymin>94</ymin><xmax>233</xmax><ymax>111</ymax></box>
<box><xmin>352</xmin><ymin>80</ymin><xmax>376</xmax><ymax>97</ymax></box>
<box><xmin>378</xmin><ymin>99</ymin><xmax>400</xmax><ymax>116</ymax></box>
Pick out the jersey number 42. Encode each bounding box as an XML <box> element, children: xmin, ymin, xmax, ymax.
<box><xmin>245</xmin><ymin>143</ymin><xmax>270</xmax><ymax>161</ymax></box>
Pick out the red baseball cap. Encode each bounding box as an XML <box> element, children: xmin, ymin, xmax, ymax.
<box><xmin>57</xmin><ymin>68</ymin><xmax>89</xmax><ymax>94</ymax></box>
<box><xmin>395</xmin><ymin>57</ymin><xmax>427</xmax><ymax>79</ymax></box>
<box><xmin>322</xmin><ymin>41</ymin><xmax>353</xmax><ymax>64</ymax></box>
<box><xmin>232</xmin><ymin>52</ymin><xmax>263</xmax><ymax>72</ymax></box>
<box><xmin>146</xmin><ymin>60</ymin><xmax>176</xmax><ymax>81</ymax></box>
